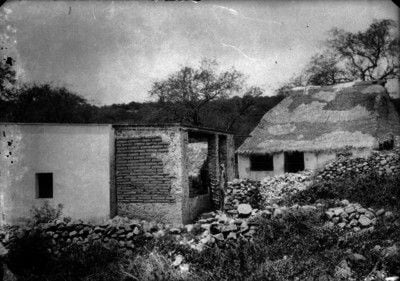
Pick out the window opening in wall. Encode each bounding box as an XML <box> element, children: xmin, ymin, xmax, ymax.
<box><xmin>36</xmin><ymin>173</ymin><xmax>53</xmax><ymax>198</ymax></box>
<box><xmin>379</xmin><ymin>139</ymin><xmax>394</xmax><ymax>150</ymax></box>
<box><xmin>250</xmin><ymin>154</ymin><xmax>273</xmax><ymax>171</ymax></box>
<box><xmin>284</xmin><ymin>151</ymin><xmax>304</xmax><ymax>173</ymax></box>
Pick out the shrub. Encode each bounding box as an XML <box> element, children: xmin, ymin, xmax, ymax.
<box><xmin>5</xmin><ymin>229</ymin><xmax>124</xmax><ymax>281</ymax></box>
<box><xmin>338</xmin><ymin>219</ymin><xmax>400</xmax><ymax>279</ymax></box>
<box><xmin>29</xmin><ymin>201</ymin><xmax>63</xmax><ymax>225</ymax></box>
<box><xmin>53</xmin><ymin>242</ymin><xmax>123</xmax><ymax>281</ymax></box>
<box><xmin>251</xmin><ymin>209</ymin><xmax>343</xmax><ymax>279</ymax></box>
<box><xmin>187</xmin><ymin>241</ymin><xmax>264</xmax><ymax>281</ymax></box>
<box><xmin>121</xmin><ymin>251</ymin><xmax>196</xmax><ymax>281</ymax></box>
<box><xmin>6</xmin><ymin>229</ymin><xmax>53</xmax><ymax>279</ymax></box>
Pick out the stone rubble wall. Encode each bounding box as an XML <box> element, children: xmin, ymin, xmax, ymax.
<box><xmin>1</xmin><ymin>202</ymin><xmax>399</xmax><ymax>258</ymax></box>
<box><xmin>316</xmin><ymin>148</ymin><xmax>400</xmax><ymax>181</ymax></box>
<box><xmin>0</xmin><ymin>209</ymin><xmax>260</xmax><ymax>255</ymax></box>
<box><xmin>0</xmin><ymin>202</ymin><xmax>331</xmax><ymax>256</ymax></box>
<box><xmin>325</xmin><ymin>200</ymin><xmax>400</xmax><ymax>233</ymax></box>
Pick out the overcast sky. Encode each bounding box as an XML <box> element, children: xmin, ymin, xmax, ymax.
<box><xmin>1</xmin><ymin>0</ymin><xmax>398</xmax><ymax>105</ymax></box>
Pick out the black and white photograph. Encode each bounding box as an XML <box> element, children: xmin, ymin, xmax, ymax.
<box><xmin>0</xmin><ymin>0</ymin><xmax>399</xmax><ymax>280</ymax></box>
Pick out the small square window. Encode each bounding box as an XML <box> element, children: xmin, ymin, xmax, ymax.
<box><xmin>36</xmin><ymin>173</ymin><xmax>53</xmax><ymax>198</ymax></box>
<box><xmin>250</xmin><ymin>154</ymin><xmax>274</xmax><ymax>171</ymax></box>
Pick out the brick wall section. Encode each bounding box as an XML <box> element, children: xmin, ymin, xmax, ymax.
<box><xmin>115</xmin><ymin>136</ymin><xmax>174</xmax><ymax>203</ymax></box>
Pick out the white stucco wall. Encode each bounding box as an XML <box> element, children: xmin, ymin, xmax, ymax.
<box><xmin>0</xmin><ymin>124</ymin><xmax>113</xmax><ymax>224</ymax></box>
<box><xmin>305</xmin><ymin>150</ymin><xmax>372</xmax><ymax>171</ymax></box>
<box><xmin>304</xmin><ymin>152</ymin><xmax>336</xmax><ymax>170</ymax></box>
<box><xmin>273</xmin><ymin>153</ymin><xmax>285</xmax><ymax>175</ymax></box>
<box><xmin>351</xmin><ymin>149</ymin><xmax>372</xmax><ymax>159</ymax></box>
<box><xmin>239</xmin><ymin>151</ymin><xmax>338</xmax><ymax>180</ymax></box>
<box><xmin>239</xmin><ymin>148</ymin><xmax>374</xmax><ymax>180</ymax></box>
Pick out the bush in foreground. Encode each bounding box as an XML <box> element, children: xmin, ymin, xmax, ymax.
<box><xmin>6</xmin><ymin>231</ymin><xmax>122</xmax><ymax>281</ymax></box>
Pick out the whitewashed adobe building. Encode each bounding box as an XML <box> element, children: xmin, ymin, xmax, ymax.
<box><xmin>0</xmin><ymin>123</ymin><xmax>235</xmax><ymax>225</ymax></box>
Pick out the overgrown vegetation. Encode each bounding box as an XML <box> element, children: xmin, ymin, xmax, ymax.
<box><xmin>288</xmin><ymin>172</ymin><xmax>400</xmax><ymax>211</ymax></box>
<box><xmin>5</xmin><ymin>204</ymin><xmax>400</xmax><ymax>281</ymax></box>
<box><xmin>6</xmin><ymin>232</ymin><xmax>123</xmax><ymax>281</ymax></box>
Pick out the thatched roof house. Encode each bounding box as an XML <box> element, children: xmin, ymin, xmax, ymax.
<box><xmin>237</xmin><ymin>80</ymin><xmax>400</xmax><ymax>179</ymax></box>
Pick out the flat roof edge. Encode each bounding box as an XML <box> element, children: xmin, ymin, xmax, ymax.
<box><xmin>0</xmin><ymin>122</ymin><xmax>234</xmax><ymax>135</ymax></box>
<box><xmin>113</xmin><ymin>123</ymin><xmax>234</xmax><ymax>135</ymax></box>
<box><xmin>0</xmin><ymin>122</ymin><xmax>112</xmax><ymax>127</ymax></box>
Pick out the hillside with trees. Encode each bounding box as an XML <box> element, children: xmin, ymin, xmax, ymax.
<box><xmin>0</xmin><ymin>58</ymin><xmax>283</xmax><ymax>148</ymax></box>
<box><xmin>1</xmin><ymin>19</ymin><xmax>399</xmax><ymax>148</ymax></box>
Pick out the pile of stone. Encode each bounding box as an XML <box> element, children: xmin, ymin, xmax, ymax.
<box><xmin>183</xmin><ymin>205</ymin><xmax>259</xmax><ymax>251</ymax></box>
<box><xmin>224</xmin><ymin>179</ymin><xmax>262</xmax><ymax>214</ymax></box>
<box><xmin>324</xmin><ymin>200</ymin><xmax>399</xmax><ymax>232</ymax></box>
<box><xmin>188</xmin><ymin>202</ymin><xmax>330</xmax><ymax>250</ymax></box>
<box><xmin>224</xmin><ymin>172</ymin><xmax>313</xmax><ymax>213</ymax></box>
<box><xmin>316</xmin><ymin>149</ymin><xmax>400</xmax><ymax>181</ymax></box>
<box><xmin>260</xmin><ymin>171</ymin><xmax>313</xmax><ymax>205</ymax></box>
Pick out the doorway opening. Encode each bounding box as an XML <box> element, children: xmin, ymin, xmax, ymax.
<box><xmin>284</xmin><ymin>151</ymin><xmax>304</xmax><ymax>173</ymax></box>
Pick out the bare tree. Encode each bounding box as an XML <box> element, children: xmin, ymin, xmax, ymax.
<box><xmin>149</xmin><ymin>59</ymin><xmax>245</xmax><ymax>125</ymax></box>
<box><xmin>328</xmin><ymin>19</ymin><xmax>399</xmax><ymax>81</ymax></box>
<box><xmin>304</xmin><ymin>51</ymin><xmax>351</xmax><ymax>86</ymax></box>
<box><xmin>224</xmin><ymin>86</ymin><xmax>263</xmax><ymax>131</ymax></box>
<box><xmin>280</xmin><ymin>19</ymin><xmax>399</xmax><ymax>92</ymax></box>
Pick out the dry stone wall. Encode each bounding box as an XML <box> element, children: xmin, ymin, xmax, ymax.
<box><xmin>0</xmin><ymin>211</ymin><xmax>261</xmax><ymax>256</ymax></box>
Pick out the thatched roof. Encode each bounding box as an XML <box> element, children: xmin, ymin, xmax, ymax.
<box><xmin>238</xmin><ymin>81</ymin><xmax>400</xmax><ymax>154</ymax></box>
